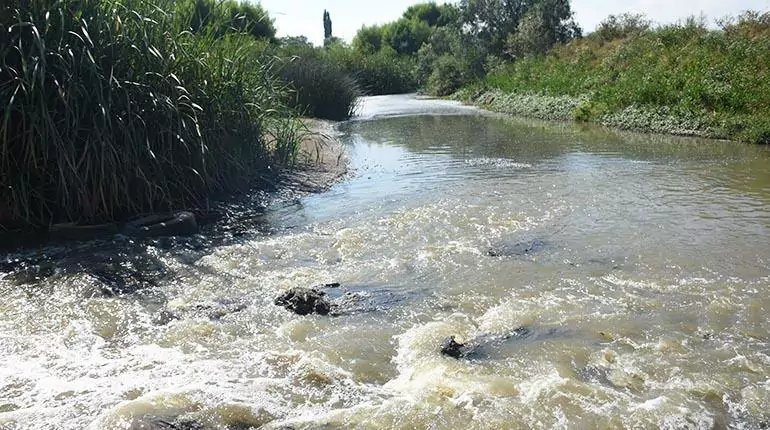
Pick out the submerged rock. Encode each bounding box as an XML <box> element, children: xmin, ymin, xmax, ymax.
<box><xmin>274</xmin><ymin>288</ymin><xmax>331</xmax><ymax>316</ymax></box>
<box><xmin>194</xmin><ymin>301</ymin><xmax>248</xmax><ymax>321</ymax></box>
<box><xmin>153</xmin><ymin>300</ymin><xmax>248</xmax><ymax>325</ymax></box>
<box><xmin>487</xmin><ymin>238</ymin><xmax>548</xmax><ymax>258</ymax></box>
<box><xmin>5</xmin><ymin>262</ymin><xmax>55</xmax><ymax>285</ymax></box>
<box><xmin>127</xmin><ymin>415</ymin><xmax>205</xmax><ymax>430</ymax></box>
<box><xmin>123</xmin><ymin>212</ymin><xmax>199</xmax><ymax>238</ymax></box>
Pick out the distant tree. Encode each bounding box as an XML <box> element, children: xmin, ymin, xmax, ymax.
<box><xmin>461</xmin><ymin>0</ymin><xmax>580</xmax><ymax>55</ymax></box>
<box><xmin>382</xmin><ymin>17</ymin><xmax>432</xmax><ymax>55</ymax></box>
<box><xmin>324</xmin><ymin>36</ymin><xmax>344</xmax><ymax>48</ymax></box>
<box><xmin>505</xmin><ymin>0</ymin><xmax>581</xmax><ymax>57</ymax></box>
<box><xmin>279</xmin><ymin>35</ymin><xmax>313</xmax><ymax>47</ymax></box>
<box><xmin>323</xmin><ymin>9</ymin><xmax>333</xmax><ymax>40</ymax></box>
<box><xmin>353</xmin><ymin>24</ymin><xmax>385</xmax><ymax>53</ymax></box>
<box><xmin>403</xmin><ymin>2</ymin><xmax>461</xmax><ymax>28</ymax></box>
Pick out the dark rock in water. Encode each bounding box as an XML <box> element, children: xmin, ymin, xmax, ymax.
<box><xmin>274</xmin><ymin>288</ymin><xmax>331</xmax><ymax>316</ymax></box>
<box><xmin>488</xmin><ymin>238</ymin><xmax>548</xmax><ymax>258</ymax></box>
<box><xmin>153</xmin><ymin>310</ymin><xmax>180</xmax><ymax>326</ymax></box>
<box><xmin>441</xmin><ymin>326</ymin><xmax>532</xmax><ymax>360</ymax></box>
<box><xmin>123</xmin><ymin>212</ymin><xmax>198</xmax><ymax>238</ymax></box>
<box><xmin>441</xmin><ymin>336</ymin><xmax>472</xmax><ymax>359</ymax></box>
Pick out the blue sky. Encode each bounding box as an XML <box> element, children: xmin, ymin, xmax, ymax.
<box><xmin>259</xmin><ymin>0</ymin><xmax>770</xmax><ymax>45</ymax></box>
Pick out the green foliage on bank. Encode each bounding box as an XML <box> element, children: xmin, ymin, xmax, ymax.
<box><xmin>473</xmin><ymin>12</ymin><xmax>770</xmax><ymax>143</ymax></box>
<box><xmin>280</xmin><ymin>56</ymin><xmax>360</xmax><ymax>121</ymax></box>
<box><xmin>0</xmin><ymin>0</ymin><xmax>299</xmax><ymax>229</ymax></box>
<box><xmin>277</xmin><ymin>40</ymin><xmax>417</xmax><ymax>100</ymax></box>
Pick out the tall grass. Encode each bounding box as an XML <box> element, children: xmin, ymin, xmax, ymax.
<box><xmin>476</xmin><ymin>13</ymin><xmax>770</xmax><ymax>143</ymax></box>
<box><xmin>278</xmin><ymin>42</ymin><xmax>418</xmax><ymax>99</ymax></box>
<box><xmin>279</xmin><ymin>57</ymin><xmax>360</xmax><ymax>121</ymax></box>
<box><xmin>0</xmin><ymin>0</ymin><xmax>300</xmax><ymax>230</ymax></box>
<box><xmin>344</xmin><ymin>50</ymin><xmax>418</xmax><ymax>95</ymax></box>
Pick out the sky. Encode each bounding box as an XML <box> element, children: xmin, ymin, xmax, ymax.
<box><xmin>259</xmin><ymin>0</ymin><xmax>770</xmax><ymax>45</ymax></box>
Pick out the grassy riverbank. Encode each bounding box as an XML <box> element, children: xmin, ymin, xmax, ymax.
<box><xmin>0</xmin><ymin>0</ymin><xmax>304</xmax><ymax>230</ymax></box>
<box><xmin>453</xmin><ymin>13</ymin><xmax>770</xmax><ymax>143</ymax></box>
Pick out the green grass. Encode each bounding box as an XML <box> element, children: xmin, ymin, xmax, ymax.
<box><xmin>0</xmin><ymin>0</ymin><xmax>301</xmax><ymax>230</ymax></box>
<box><xmin>470</xmin><ymin>14</ymin><xmax>770</xmax><ymax>143</ymax></box>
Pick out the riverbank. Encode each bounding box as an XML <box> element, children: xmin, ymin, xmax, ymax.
<box><xmin>0</xmin><ymin>120</ymin><xmax>348</xmax><ymax>249</ymax></box>
<box><xmin>451</xmin><ymin>88</ymin><xmax>724</xmax><ymax>140</ymax></box>
<box><xmin>287</xmin><ymin>119</ymin><xmax>350</xmax><ymax>193</ymax></box>
<box><xmin>449</xmin><ymin>13</ymin><xmax>770</xmax><ymax>144</ymax></box>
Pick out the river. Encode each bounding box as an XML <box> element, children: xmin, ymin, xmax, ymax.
<box><xmin>2</xmin><ymin>94</ymin><xmax>770</xmax><ymax>429</ymax></box>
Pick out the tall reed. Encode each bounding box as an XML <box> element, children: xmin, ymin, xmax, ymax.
<box><xmin>0</xmin><ymin>0</ymin><xmax>300</xmax><ymax>229</ymax></box>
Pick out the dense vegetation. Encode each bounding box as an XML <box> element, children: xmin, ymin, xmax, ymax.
<box><xmin>464</xmin><ymin>12</ymin><xmax>770</xmax><ymax>143</ymax></box>
<box><xmin>0</xmin><ymin>0</ymin><xmax>297</xmax><ymax>230</ymax></box>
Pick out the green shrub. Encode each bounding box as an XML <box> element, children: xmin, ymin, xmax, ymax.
<box><xmin>0</xmin><ymin>0</ymin><xmax>299</xmax><ymax>229</ymax></box>
<box><xmin>280</xmin><ymin>57</ymin><xmax>360</xmax><ymax>120</ymax></box>
<box><xmin>590</xmin><ymin>13</ymin><xmax>651</xmax><ymax>43</ymax></box>
<box><xmin>349</xmin><ymin>51</ymin><xmax>418</xmax><ymax>95</ymax></box>
<box><xmin>428</xmin><ymin>55</ymin><xmax>468</xmax><ymax>96</ymax></box>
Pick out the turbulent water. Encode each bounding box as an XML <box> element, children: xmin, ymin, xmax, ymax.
<box><xmin>2</xmin><ymin>94</ymin><xmax>770</xmax><ymax>429</ymax></box>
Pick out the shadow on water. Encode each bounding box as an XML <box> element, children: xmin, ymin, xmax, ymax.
<box><xmin>0</xmin><ymin>188</ymin><xmax>286</xmax><ymax>298</ymax></box>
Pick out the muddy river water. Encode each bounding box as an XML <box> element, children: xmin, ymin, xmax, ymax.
<box><xmin>2</xmin><ymin>95</ymin><xmax>770</xmax><ymax>429</ymax></box>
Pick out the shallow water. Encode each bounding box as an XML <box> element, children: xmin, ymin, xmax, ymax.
<box><xmin>2</xmin><ymin>94</ymin><xmax>770</xmax><ymax>429</ymax></box>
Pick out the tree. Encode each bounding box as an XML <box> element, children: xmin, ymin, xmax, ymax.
<box><xmin>403</xmin><ymin>2</ymin><xmax>461</xmax><ymax>28</ymax></box>
<box><xmin>460</xmin><ymin>0</ymin><xmax>580</xmax><ymax>55</ymax></box>
<box><xmin>353</xmin><ymin>25</ymin><xmax>385</xmax><ymax>53</ymax></box>
<box><xmin>279</xmin><ymin>35</ymin><xmax>313</xmax><ymax>48</ymax></box>
<box><xmin>382</xmin><ymin>18</ymin><xmax>432</xmax><ymax>55</ymax></box>
<box><xmin>323</xmin><ymin>10</ymin><xmax>333</xmax><ymax>40</ymax></box>
<box><xmin>505</xmin><ymin>0</ymin><xmax>581</xmax><ymax>57</ymax></box>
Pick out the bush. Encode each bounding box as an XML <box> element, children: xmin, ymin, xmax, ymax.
<box><xmin>349</xmin><ymin>51</ymin><xmax>418</xmax><ymax>95</ymax></box>
<box><xmin>0</xmin><ymin>0</ymin><xmax>299</xmax><ymax>229</ymax></box>
<box><xmin>280</xmin><ymin>57</ymin><xmax>361</xmax><ymax>120</ymax></box>
<box><xmin>428</xmin><ymin>55</ymin><xmax>468</xmax><ymax>96</ymax></box>
<box><xmin>590</xmin><ymin>13</ymin><xmax>651</xmax><ymax>43</ymax></box>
